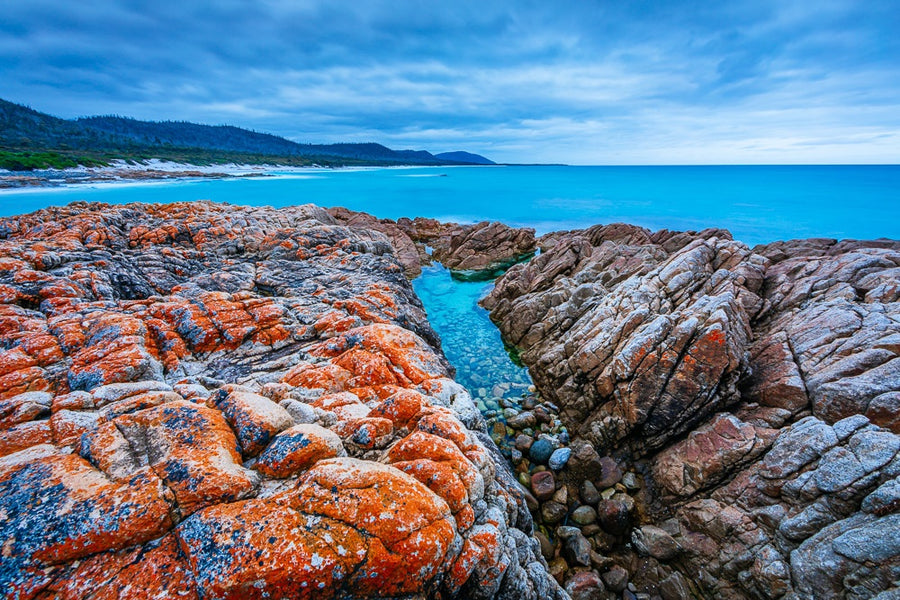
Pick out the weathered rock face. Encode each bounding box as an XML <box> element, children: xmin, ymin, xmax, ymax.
<box><xmin>483</xmin><ymin>224</ymin><xmax>900</xmax><ymax>599</ymax></box>
<box><xmin>328</xmin><ymin>208</ymin><xmax>536</xmax><ymax>280</ymax></box>
<box><xmin>484</xmin><ymin>224</ymin><xmax>766</xmax><ymax>455</ymax></box>
<box><xmin>0</xmin><ymin>201</ymin><xmax>565</xmax><ymax>600</ymax></box>
<box><xmin>430</xmin><ymin>221</ymin><xmax>536</xmax><ymax>278</ymax></box>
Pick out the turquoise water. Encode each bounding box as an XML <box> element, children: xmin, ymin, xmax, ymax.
<box><xmin>2</xmin><ymin>165</ymin><xmax>898</xmax><ymax>246</ymax></box>
<box><xmin>413</xmin><ymin>263</ymin><xmax>532</xmax><ymax>404</ymax></box>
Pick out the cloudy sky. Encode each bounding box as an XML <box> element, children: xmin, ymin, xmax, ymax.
<box><xmin>2</xmin><ymin>0</ymin><xmax>899</xmax><ymax>164</ymax></box>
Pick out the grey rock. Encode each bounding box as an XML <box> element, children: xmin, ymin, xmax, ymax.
<box><xmin>556</xmin><ymin>526</ymin><xmax>592</xmax><ymax>567</ymax></box>
<box><xmin>279</xmin><ymin>398</ymin><xmax>318</xmax><ymax>424</ymax></box>
<box><xmin>602</xmin><ymin>565</ymin><xmax>629</xmax><ymax>592</ymax></box>
<box><xmin>832</xmin><ymin>513</ymin><xmax>900</xmax><ymax>562</ymax></box>
<box><xmin>548</xmin><ymin>447</ymin><xmax>572</xmax><ymax>471</ymax></box>
<box><xmin>631</xmin><ymin>525</ymin><xmax>681</xmax><ymax>560</ymax></box>
<box><xmin>862</xmin><ymin>478</ymin><xmax>900</xmax><ymax>515</ymax></box>
<box><xmin>508</xmin><ymin>411</ymin><xmax>537</xmax><ymax>429</ymax></box>
<box><xmin>570</xmin><ymin>505</ymin><xmax>597</xmax><ymax>526</ymax></box>
<box><xmin>580</xmin><ymin>480</ymin><xmax>601</xmax><ymax>505</ymax></box>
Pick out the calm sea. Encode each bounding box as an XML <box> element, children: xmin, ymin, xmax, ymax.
<box><xmin>2</xmin><ymin>164</ymin><xmax>898</xmax><ymax>246</ymax></box>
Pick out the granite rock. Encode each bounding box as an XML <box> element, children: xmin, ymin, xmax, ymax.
<box><xmin>0</xmin><ymin>201</ymin><xmax>565</xmax><ymax>600</ymax></box>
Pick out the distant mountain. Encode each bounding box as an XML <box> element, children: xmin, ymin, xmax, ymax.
<box><xmin>0</xmin><ymin>99</ymin><xmax>494</xmax><ymax>166</ymax></box>
<box><xmin>434</xmin><ymin>151</ymin><xmax>496</xmax><ymax>165</ymax></box>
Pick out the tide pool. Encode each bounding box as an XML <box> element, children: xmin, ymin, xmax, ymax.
<box><xmin>2</xmin><ymin>164</ymin><xmax>898</xmax><ymax>247</ymax></box>
<box><xmin>413</xmin><ymin>263</ymin><xmax>531</xmax><ymax>405</ymax></box>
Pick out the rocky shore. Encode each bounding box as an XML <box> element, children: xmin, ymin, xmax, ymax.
<box><xmin>1</xmin><ymin>201</ymin><xmax>898</xmax><ymax>600</ymax></box>
<box><xmin>0</xmin><ymin>161</ymin><xmax>274</xmax><ymax>189</ymax></box>
<box><xmin>0</xmin><ymin>202</ymin><xmax>562</xmax><ymax>600</ymax></box>
<box><xmin>483</xmin><ymin>224</ymin><xmax>900</xmax><ymax>599</ymax></box>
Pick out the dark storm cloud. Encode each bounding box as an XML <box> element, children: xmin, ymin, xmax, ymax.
<box><xmin>1</xmin><ymin>0</ymin><xmax>898</xmax><ymax>163</ymax></box>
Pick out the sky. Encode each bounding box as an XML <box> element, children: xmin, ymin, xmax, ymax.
<box><xmin>1</xmin><ymin>0</ymin><xmax>899</xmax><ymax>165</ymax></box>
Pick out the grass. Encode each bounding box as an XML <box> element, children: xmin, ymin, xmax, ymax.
<box><xmin>0</xmin><ymin>150</ymin><xmax>109</xmax><ymax>171</ymax></box>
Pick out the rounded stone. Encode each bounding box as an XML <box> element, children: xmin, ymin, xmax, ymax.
<box><xmin>548</xmin><ymin>447</ymin><xmax>572</xmax><ymax>471</ymax></box>
<box><xmin>570</xmin><ymin>505</ymin><xmax>597</xmax><ymax>526</ymax></box>
<box><xmin>529</xmin><ymin>438</ymin><xmax>555</xmax><ymax>464</ymax></box>
<box><xmin>531</xmin><ymin>469</ymin><xmax>557</xmax><ymax>501</ymax></box>
<box><xmin>596</xmin><ymin>456</ymin><xmax>623</xmax><ymax>488</ymax></box>
<box><xmin>580</xmin><ymin>480</ymin><xmax>601</xmax><ymax>505</ymax></box>
<box><xmin>535</xmin><ymin>530</ymin><xmax>555</xmax><ymax>560</ymax></box>
<box><xmin>565</xmin><ymin>571</ymin><xmax>606</xmax><ymax>600</ymax></box>
<box><xmin>515</xmin><ymin>434</ymin><xmax>534</xmax><ymax>451</ymax></box>
<box><xmin>507</xmin><ymin>410</ymin><xmax>536</xmax><ymax>429</ymax></box>
<box><xmin>541</xmin><ymin>501</ymin><xmax>568</xmax><ymax>524</ymax></box>
<box><xmin>598</xmin><ymin>497</ymin><xmax>634</xmax><ymax>536</ymax></box>
<box><xmin>602</xmin><ymin>565</ymin><xmax>629</xmax><ymax>593</ymax></box>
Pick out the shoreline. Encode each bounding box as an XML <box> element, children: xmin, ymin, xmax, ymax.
<box><xmin>0</xmin><ymin>160</ymin><xmax>499</xmax><ymax>191</ymax></box>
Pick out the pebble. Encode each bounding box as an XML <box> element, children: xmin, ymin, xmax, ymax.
<box><xmin>534</xmin><ymin>531</ymin><xmax>555</xmax><ymax>560</ymax></box>
<box><xmin>541</xmin><ymin>501</ymin><xmax>568</xmax><ymax>524</ymax></box>
<box><xmin>580</xmin><ymin>480</ymin><xmax>601</xmax><ymax>505</ymax></box>
<box><xmin>531</xmin><ymin>470</ymin><xmax>556</xmax><ymax>501</ymax></box>
<box><xmin>552</xmin><ymin>486</ymin><xmax>568</xmax><ymax>504</ymax></box>
<box><xmin>548</xmin><ymin>557</ymin><xmax>568</xmax><ymax>584</ymax></box>
<box><xmin>507</xmin><ymin>410</ymin><xmax>537</xmax><ymax>429</ymax></box>
<box><xmin>596</xmin><ymin>456</ymin><xmax>623</xmax><ymax>488</ymax></box>
<box><xmin>622</xmin><ymin>471</ymin><xmax>640</xmax><ymax>490</ymax></box>
<box><xmin>510</xmin><ymin>448</ymin><xmax>523</xmax><ymax>462</ymax></box>
<box><xmin>548</xmin><ymin>447</ymin><xmax>572</xmax><ymax>470</ymax></box>
<box><xmin>515</xmin><ymin>434</ymin><xmax>534</xmax><ymax>451</ymax></box>
<box><xmin>529</xmin><ymin>438</ymin><xmax>555</xmax><ymax>464</ymax></box>
<box><xmin>598</xmin><ymin>496</ymin><xmax>634</xmax><ymax>536</ymax></box>
<box><xmin>602</xmin><ymin>565</ymin><xmax>629</xmax><ymax>593</ymax></box>
<box><xmin>564</xmin><ymin>571</ymin><xmax>605</xmax><ymax>600</ymax></box>
<box><xmin>557</xmin><ymin>526</ymin><xmax>592</xmax><ymax>567</ymax></box>
<box><xmin>570</xmin><ymin>505</ymin><xmax>597</xmax><ymax>526</ymax></box>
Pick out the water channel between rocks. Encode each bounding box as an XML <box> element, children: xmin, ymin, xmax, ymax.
<box><xmin>413</xmin><ymin>262</ymin><xmax>569</xmax><ymax>464</ymax></box>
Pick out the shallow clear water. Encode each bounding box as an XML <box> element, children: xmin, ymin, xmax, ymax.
<box><xmin>3</xmin><ymin>164</ymin><xmax>898</xmax><ymax>246</ymax></box>
<box><xmin>412</xmin><ymin>263</ymin><xmax>532</xmax><ymax>405</ymax></box>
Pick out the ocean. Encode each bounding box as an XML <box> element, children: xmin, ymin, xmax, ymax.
<box><xmin>2</xmin><ymin>164</ymin><xmax>898</xmax><ymax>247</ymax></box>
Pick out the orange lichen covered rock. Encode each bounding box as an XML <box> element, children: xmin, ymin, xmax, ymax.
<box><xmin>310</xmin><ymin>323</ymin><xmax>448</xmax><ymax>385</ymax></box>
<box><xmin>254</xmin><ymin>424</ymin><xmax>344</xmax><ymax>478</ymax></box>
<box><xmin>0</xmin><ymin>445</ymin><xmax>173</xmax><ymax>595</ymax></box>
<box><xmin>0</xmin><ymin>420</ymin><xmax>52</xmax><ymax>457</ymax></box>
<box><xmin>0</xmin><ymin>202</ymin><xmax>562</xmax><ymax>600</ymax></box>
<box><xmin>100</xmin><ymin>401</ymin><xmax>259</xmax><ymax>515</ymax></box>
<box><xmin>335</xmin><ymin>416</ymin><xmax>394</xmax><ymax>449</ymax></box>
<box><xmin>177</xmin><ymin>458</ymin><xmax>456</xmax><ymax>600</ymax></box>
<box><xmin>34</xmin><ymin>534</ymin><xmax>198</xmax><ymax>600</ymax></box>
<box><xmin>387</xmin><ymin>430</ymin><xmax>484</xmax><ymax>514</ymax></box>
<box><xmin>370</xmin><ymin>388</ymin><xmax>427</xmax><ymax>429</ymax></box>
<box><xmin>210</xmin><ymin>387</ymin><xmax>293</xmax><ymax>457</ymax></box>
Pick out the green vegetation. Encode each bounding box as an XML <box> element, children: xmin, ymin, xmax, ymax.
<box><xmin>0</xmin><ymin>98</ymin><xmax>494</xmax><ymax>169</ymax></box>
<box><xmin>0</xmin><ymin>150</ymin><xmax>108</xmax><ymax>171</ymax></box>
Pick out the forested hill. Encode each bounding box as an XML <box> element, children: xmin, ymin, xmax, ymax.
<box><xmin>0</xmin><ymin>99</ymin><xmax>494</xmax><ymax>166</ymax></box>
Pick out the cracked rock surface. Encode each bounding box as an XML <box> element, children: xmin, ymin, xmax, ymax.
<box><xmin>0</xmin><ymin>201</ymin><xmax>565</xmax><ymax>600</ymax></box>
<box><xmin>483</xmin><ymin>223</ymin><xmax>900</xmax><ymax>599</ymax></box>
